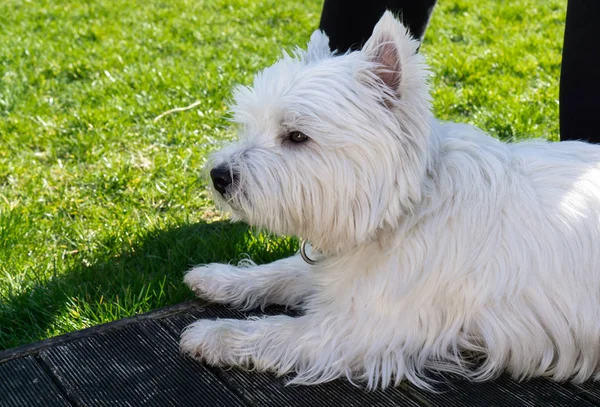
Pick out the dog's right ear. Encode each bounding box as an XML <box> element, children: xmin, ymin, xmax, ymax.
<box><xmin>361</xmin><ymin>11</ymin><xmax>420</xmax><ymax>96</ymax></box>
<box><xmin>305</xmin><ymin>30</ymin><xmax>332</xmax><ymax>64</ymax></box>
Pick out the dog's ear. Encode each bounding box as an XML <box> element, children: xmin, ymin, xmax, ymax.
<box><xmin>305</xmin><ymin>30</ymin><xmax>332</xmax><ymax>63</ymax></box>
<box><xmin>361</xmin><ymin>11</ymin><xmax>420</xmax><ymax>94</ymax></box>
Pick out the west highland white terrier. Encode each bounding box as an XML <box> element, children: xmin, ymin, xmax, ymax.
<box><xmin>180</xmin><ymin>12</ymin><xmax>600</xmax><ymax>389</ymax></box>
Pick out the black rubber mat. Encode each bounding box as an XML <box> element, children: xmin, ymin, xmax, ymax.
<box><xmin>571</xmin><ymin>381</ymin><xmax>600</xmax><ymax>405</ymax></box>
<box><xmin>2</xmin><ymin>300</ymin><xmax>599</xmax><ymax>407</ymax></box>
<box><xmin>38</xmin><ymin>319</ymin><xmax>244</xmax><ymax>407</ymax></box>
<box><xmin>403</xmin><ymin>374</ymin><xmax>595</xmax><ymax>407</ymax></box>
<box><xmin>163</xmin><ymin>305</ymin><xmax>598</xmax><ymax>407</ymax></box>
<box><xmin>0</xmin><ymin>356</ymin><xmax>70</xmax><ymax>407</ymax></box>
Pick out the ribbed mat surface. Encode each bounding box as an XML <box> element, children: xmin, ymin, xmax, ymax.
<box><xmin>39</xmin><ymin>319</ymin><xmax>244</xmax><ymax>407</ymax></box>
<box><xmin>574</xmin><ymin>381</ymin><xmax>600</xmax><ymax>404</ymax></box>
<box><xmin>1</xmin><ymin>301</ymin><xmax>599</xmax><ymax>407</ymax></box>
<box><xmin>403</xmin><ymin>374</ymin><xmax>595</xmax><ymax>407</ymax></box>
<box><xmin>0</xmin><ymin>356</ymin><xmax>70</xmax><ymax>407</ymax></box>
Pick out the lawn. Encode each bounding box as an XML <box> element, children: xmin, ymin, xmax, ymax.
<box><xmin>0</xmin><ymin>0</ymin><xmax>565</xmax><ymax>350</ymax></box>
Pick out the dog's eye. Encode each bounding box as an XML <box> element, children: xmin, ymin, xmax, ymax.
<box><xmin>288</xmin><ymin>131</ymin><xmax>309</xmax><ymax>143</ymax></box>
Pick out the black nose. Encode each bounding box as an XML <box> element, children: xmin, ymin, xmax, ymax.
<box><xmin>210</xmin><ymin>166</ymin><xmax>233</xmax><ymax>195</ymax></box>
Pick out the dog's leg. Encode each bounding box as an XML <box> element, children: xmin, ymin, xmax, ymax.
<box><xmin>184</xmin><ymin>255</ymin><xmax>313</xmax><ymax>309</ymax></box>
<box><xmin>181</xmin><ymin>314</ymin><xmax>329</xmax><ymax>380</ymax></box>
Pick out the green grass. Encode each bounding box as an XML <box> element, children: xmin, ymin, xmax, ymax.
<box><xmin>0</xmin><ymin>0</ymin><xmax>565</xmax><ymax>350</ymax></box>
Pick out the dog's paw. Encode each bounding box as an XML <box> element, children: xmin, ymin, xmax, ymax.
<box><xmin>184</xmin><ymin>263</ymin><xmax>243</xmax><ymax>304</ymax></box>
<box><xmin>180</xmin><ymin>319</ymin><xmax>247</xmax><ymax>366</ymax></box>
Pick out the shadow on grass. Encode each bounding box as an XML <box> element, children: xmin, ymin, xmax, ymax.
<box><xmin>0</xmin><ymin>221</ymin><xmax>298</xmax><ymax>350</ymax></box>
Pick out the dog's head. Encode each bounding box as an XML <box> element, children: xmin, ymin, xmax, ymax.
<box><xmin>208</xmin><ymin>12</ymin><xmax>434</xmax><ymax>255</ymax></box>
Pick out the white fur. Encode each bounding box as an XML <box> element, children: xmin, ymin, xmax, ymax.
<box><xmin>181</xmin><ymin>11</ymin><xmax>600</xmax><ymax>389</ymax></box>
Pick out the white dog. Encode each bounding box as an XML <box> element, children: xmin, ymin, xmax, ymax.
<box><xmin>180</xmin><ymin>12</ymin><xmax>600</xmax><ymax>389</ymax></box>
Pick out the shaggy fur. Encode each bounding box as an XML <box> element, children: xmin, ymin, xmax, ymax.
<box><xmin>180</xmin><ymin>12</ymin><xmax>600</xmax><ymax>389</ymax></box>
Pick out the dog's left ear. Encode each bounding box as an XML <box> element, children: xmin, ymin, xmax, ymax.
<box><xmin>361</xmin><ymin>11</ymin><xmax>420</xmax><ymax>95</ymax></box>
<box><xmin>305</xmin><ymin>30</ymin><xmax>332</xmax><ymax>64</ymax></box>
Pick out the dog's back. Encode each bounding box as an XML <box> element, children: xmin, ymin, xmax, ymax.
<box><xmin>423</xmin><ymin>124</ymin><xmax>600</xmax><ymax>382</ymax></box>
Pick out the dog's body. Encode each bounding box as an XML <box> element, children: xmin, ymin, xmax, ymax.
<box><xmin>181</xmin><ymin>12</ymin><xmax>600</xmax><ymax>389</ymax></box>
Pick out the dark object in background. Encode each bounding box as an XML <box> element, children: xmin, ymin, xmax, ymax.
<box><xmin>560</xmin><ymin>1</ymin><xmax>600</xmax><ymax>144</ymax></box>
<box><xmin>319</xmin><ymin>0</ymin><xmax>437</xmax><ymax>52</ymax></box>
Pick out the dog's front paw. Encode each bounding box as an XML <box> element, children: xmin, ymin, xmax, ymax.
<box><xmin>184</xmin><ymin>263</ymin><xmax>243</xmax><ymax>304</ymax></box>
<box><xmin>180</xmin><ymin>319</ymin><xmax>247</xmax><ymax>366</ymax></box>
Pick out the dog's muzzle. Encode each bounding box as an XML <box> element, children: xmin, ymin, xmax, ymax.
<box><xmin>210</xmin><ymin>165</ymin><xmax>236</xmax><ymax>196</ymax></box>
